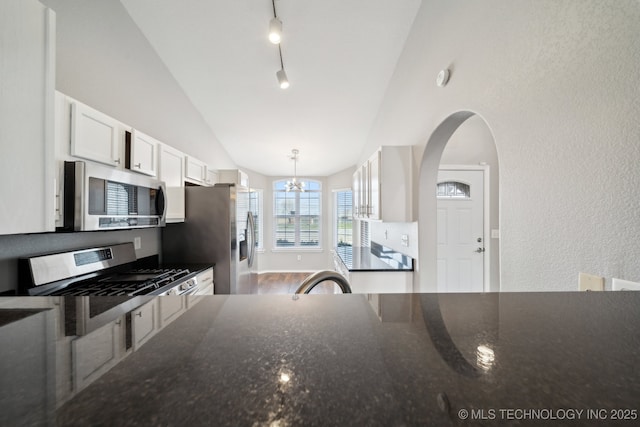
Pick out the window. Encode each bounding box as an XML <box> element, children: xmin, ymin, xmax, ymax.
<box><xmin>249</xmin><ymin>189</ymin><xmax>263</xmax><ymax>250</ymax></box>
<box><xmin>334</xmin><ymin>190</ymin><xmax>352</xmax><ymax>247</ymax></box>
<box><xmin>273</xmin><ymin>179</ymin><xmax>321</xmax><ymax>248</ymax></box>
<box><xmin>437</xmin><ymin>181</ymin><xmax>471</xmax><ymax>198</ymax></box>
<box><xmin>360</xmin><ymin>220</ymin><xmax>370</xmax><ymax>248</ymax></box>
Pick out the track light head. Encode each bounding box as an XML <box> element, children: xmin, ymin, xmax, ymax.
<box><xmin>277</xmin><ymin>69</ymin><xmax>289</xmax><ymax>89</ymax></box>
<box><xmin>269</xmin><ymin>18</ymin><xmax>282</xmax><ymax>44</ymax></box>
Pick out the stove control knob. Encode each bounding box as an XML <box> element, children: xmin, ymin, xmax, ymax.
<box><xmin>181</xmin><ymin>279</ymin><xmax>196</xmax><ymax>291</ymax></box>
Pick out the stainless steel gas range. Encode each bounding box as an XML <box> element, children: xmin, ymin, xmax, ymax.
<box><xmin>19</xmin><ymin>242</ymin><xmax>214</xmax><ymax>297</ymax></box>
<box><xmin>18</xmin><ymin>243</ymin><xmax>214</xmax><ymax>336</ymax></box>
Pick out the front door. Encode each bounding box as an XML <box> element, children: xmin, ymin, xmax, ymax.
<box><xmin>437</xmin><ymin>169</ymin><xmax>485</xmax><ymax>292</ymax></box>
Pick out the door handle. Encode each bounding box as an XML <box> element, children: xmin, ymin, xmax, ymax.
<box><xmin>475</xmin><ymin>247</ymin><xmax>485</xmax><ymax>253</ymax></box>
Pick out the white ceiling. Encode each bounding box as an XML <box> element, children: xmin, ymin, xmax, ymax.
<box><xmin>121</xmin><ymin>0</ymin><xmax>421</xmax><ymax>176</ymax></box>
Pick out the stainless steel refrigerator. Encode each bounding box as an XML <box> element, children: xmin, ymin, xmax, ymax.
<box><xmin>162</xmin><ymin>184</ymin><xmax>257</xmax><ymax>294</ymax></box>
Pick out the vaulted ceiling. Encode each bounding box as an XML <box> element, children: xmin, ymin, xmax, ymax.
<box><xmin>120</xmin><ymin>0</ymin><xmax>421</xmax><ymax>176</ymax></box>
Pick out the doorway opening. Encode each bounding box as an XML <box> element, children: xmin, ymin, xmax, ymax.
<box><xmin>417</xmin><ymin>112</ymin><xmax>499</xmax><ymax>293</ymax></box>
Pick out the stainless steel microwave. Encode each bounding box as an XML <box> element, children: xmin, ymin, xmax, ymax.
<box><xmin>60</xmin><ymin>161</ymin><xmax>166</xmax><ymax>231</ymax></box>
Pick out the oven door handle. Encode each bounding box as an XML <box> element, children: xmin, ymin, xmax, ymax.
<box><xmin>181</xmin><ymin>285</ymin><xmax>200</xmax><ymax>296</ymax></box>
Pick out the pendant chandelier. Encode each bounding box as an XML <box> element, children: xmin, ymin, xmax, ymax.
<box><xmin>285</xmin><ymin>149</ymin><xmax>305</xmax><ymax>192</ymax></box>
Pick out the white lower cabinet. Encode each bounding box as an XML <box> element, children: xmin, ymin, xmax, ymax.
<box><xmin>131</xmin><ymin>299</ymin><xmax>158</xmax><ymax>351</ymax></box>
<box><xmin>0</xmin><ymin>308</ymin><xmax>55</xmax><ymax>426</ymax></box>
<box><xmin>158</xmin><ymin>296</ymin><xmax>187</xmax><ymax>328</ymax></box>
<box><xmin>71</xmin><ymin>317</ymin><xmax>124</xmax><ymax>393</ymax></box>
<box><xmin>332</xmin><ymin>251</ymin><xmax>413</xmax><ymax>294</ymax></box>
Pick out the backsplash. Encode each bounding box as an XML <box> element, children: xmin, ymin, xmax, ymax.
<box><xmin>0</xmin><ymin>228</ymin><xmax>160</xmax><ymax>294</ymax></box>
<box><xmin>369</xmin><ymin>221</ymin><xmax>418</xmax><ymax>259</ymax></box>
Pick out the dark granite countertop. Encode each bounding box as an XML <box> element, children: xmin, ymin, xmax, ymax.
<box><xmin>2</xmin><ymin>292</ymin><xmax>640</xmax><ymax>426</ymax></box>
<box><xmin>336</xmin><ymin>242</ymin><xmax>414</xmax><ymax>272</ymax></box>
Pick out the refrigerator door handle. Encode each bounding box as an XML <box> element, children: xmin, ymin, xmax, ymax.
<box><xmin>247</xmin><ymin>211</ymin><xmax>256</xmax><ymax>268</ymax></box>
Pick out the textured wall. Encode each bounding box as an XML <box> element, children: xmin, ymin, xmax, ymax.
<box><xmin>364</xmin><ymin>0</ymin><xmax>640</xmax><ymax>291</ymax></box>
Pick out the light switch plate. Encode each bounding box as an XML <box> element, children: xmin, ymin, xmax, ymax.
<box><xmin>579</xmin><ymin>272</ymin><xmax>604</xmax><ymax>291</ymax></box>
<box><xmin>134</xmin><ymin>237</ymin><xmax>142</xmax><ymax>250</ymax></box>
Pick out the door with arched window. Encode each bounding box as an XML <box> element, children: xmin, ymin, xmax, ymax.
<box><xmin>437</xmin><ymin>168</ymin><xmax>485</xmax><ymax>292</ymax></box>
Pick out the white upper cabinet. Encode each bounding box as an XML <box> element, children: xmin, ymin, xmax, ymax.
<box><xmin>71</xmin><ymin>101</ymin><xmax>124</xmax><ymax>167</ymax></box>
<box><xmin>368</xmin><ymin>150</ymin><xmax>381</xmax><ymax>220</ymax></box>
<box><xmin>218</xmin><ymin>169</ymin><xmax>249</xmax><ymax>188</ymax></box>
<box><xmin>127</xmin><ymin>129</ymin><xmax>158</xmax><ymax>176</ymax></box>
<box><xmin>205</xmin><ymin>167</ymin><xmax>218</xmax><ymax>187</ymax></box>
<box><xmin>158</xmin><ymin>143</ymin><xmax>185</xmax><ymax>222</ymax></box>
<box><xmin>0</xmin><ymin>0</ymin><xmax>56</xmax><ymax>235</ymax></box>
<box><xmin>353</xmin><ymin>146</ymin><xmax>413</xmax><ymax>222</ymax></box>
<box><xmin>185</xmin><ymin>156</ymin><xmax>207</xmax><ymax>185</ymax></box>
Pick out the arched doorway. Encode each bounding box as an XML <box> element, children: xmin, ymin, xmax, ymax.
<box><xmin>417</xmin><ymin>112</ymin><xmax>499</xmax><ymax>293</ymax></box>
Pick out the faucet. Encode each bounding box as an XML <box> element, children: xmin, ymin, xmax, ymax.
<box><xmin>295</xmin><ymin>270</ymin><xmax>352</xmax><ymax>294</ymax></box>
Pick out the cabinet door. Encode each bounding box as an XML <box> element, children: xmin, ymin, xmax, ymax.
<box><xmin>361</xmin><ymin>163</ymin><xmax>369</xmax><ymax>218</ymax></box>
<box><xmin>71</xmin><ymin>317</ymin><xmax>123</xmax><ymax>393</ymax></box>
<box><xmin>0</xmin><ymin>1</ymin><xmax>55</xmax><ymax>235</ymax></box>
<box><xmin>129</xmin><ymin>129</ymin><xmax>158</xmax><ymax>176</ymax></box>
<box><xmin>159</xmin><ymin>296</ymin><xmax>187</xmax><ymax>328</ymax></box>
<box><xmin>71</xmin><ymin>101</ymin><xmax>122</xmax><ymax>167</ymax></box>
<box><xmin>159</xmin><ymin>144</ymin><xmax>185</xmax><ymax>222</ymax></box>
<box><xmin>205</xmin><ymin>168</ymin><xmax>218</xmax><ymax>186</ymax></box>
<box><xmin>352</xmin><ymin>170</ymin><xmax>361</xmax><ymax>218</ymax></box>
<box><xmin>185</xmin><ymin>156</ymin><xmax>206</xmax><ymax>184</ymax></box>
<box><xmin>368</xmin><ymin>151</ymin><xmax>381</xmax><ymax>220</ymax></box>
<box><xmin>132</xmin><ymin>300</ymin><xmax>157</xmax><ymax>351</ymax></box>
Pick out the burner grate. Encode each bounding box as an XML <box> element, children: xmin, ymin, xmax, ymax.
<box><xmin>51</xmin><ymin>268</ymin><xmax>192</xmax><ymax>296</ymax></box>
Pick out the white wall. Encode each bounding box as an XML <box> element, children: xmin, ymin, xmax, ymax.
<box><xmin>40</xmin><ymin>0</ymin><xmax>235</xmax><ymax>168</ymax></box>
<box><xmin>363</xmin><ymin>0</ymin><xmax>640</xmax><ymax>291</ymax></box>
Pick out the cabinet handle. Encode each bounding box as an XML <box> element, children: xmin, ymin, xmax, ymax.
<box><xmin>134</xmin><ymin>163</ymin><xmax>141</xmax><ymax>168</ymax></box>
<box><xmin>114</xmin><ymin>158</ymin><xmax>121</xmax><ymax>164</ymax></box>
<box><xmin>136</xmin><ymin>311</ymin><xmax>142</xmax><ymax>317</ymax></box>
<box><xmin>115</xmin><ymin>320</ymin><xmax>122</xmax><ymax>325</ymax></box>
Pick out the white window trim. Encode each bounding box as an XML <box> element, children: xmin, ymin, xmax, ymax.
<box><xmin>272</xmin><ymin>179</ymin><xmax>323</xmax><ymax>250</ymax></box>
<box><xmin>332</xmin><ymin>188</ymin><xmax>352</xmax><ymax>248</ymax></box>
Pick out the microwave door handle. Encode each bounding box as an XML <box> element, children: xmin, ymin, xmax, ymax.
<box><xmin>156</xmin><ymin>184</ymin><xmax>167</xmax><ymax>226</ymax></box>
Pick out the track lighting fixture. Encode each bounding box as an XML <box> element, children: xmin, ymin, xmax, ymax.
<box><xmin>276</xmin><ymin>45</ymin><xmax>289</xmax><ymax>89</ymax></box>
<box><xmin>269</xmin><ymin>0</ymin><xmax>290</xmax><ymax>89</ymax></box>
<box><xmin>269</xmin><ymin>17</ymin><xmax>282</xmax><ymax>44</ymax></box>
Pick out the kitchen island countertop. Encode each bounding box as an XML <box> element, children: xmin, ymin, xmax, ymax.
<box><xmin>2</xmin><ymin>291</ymin><xmax>640</xmax><ymax>426</ymax></box>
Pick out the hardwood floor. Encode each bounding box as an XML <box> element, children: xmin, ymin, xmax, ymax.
<box><xmin>257</xmin><ymin>272</ymin><xmax>338</xmax><ymax>294</ymax></box>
